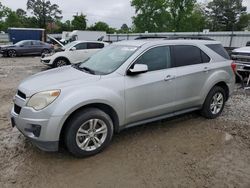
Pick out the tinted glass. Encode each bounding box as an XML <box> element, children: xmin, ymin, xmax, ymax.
<box><xmin>22</xmin><ymin>41</ymin><xmax>31</xmax><ymax>46</ymax></box>
<box><xmin>201</xmin><ymin>51</ymin><xmax>210</xmax><ymax>63</ymax></box>
<box><xmin>135</xmin><ymin>46</ymin><xmax>171</xmax><ymax>71</ymax></box>
<box><xmin>75</xmin><ymin>43</ymin><xmax>87</xmax><ymax>50</ymax></box>
<box><xmin>33</xmin><ymin>41</ymin><xmax>42</xmax><ymax>45</ymax></box>
<box><xmin>87</xmin><ymin>43</ymin><xmax>104</xmax><ymax>49</ymax></box>
<box><xmin>206</xmin><ymin>44</ymin><xmax>230</xmax><ymax>59</ymax></box>
<box><xmin>173</xmin><ymin>45</ymin><xmax>203</xmax><ymax>67</ymax></box>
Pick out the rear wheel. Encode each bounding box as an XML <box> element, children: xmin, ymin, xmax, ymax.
<box><xmin>8</xmin><ymin>50</ymin><xmax>17</xmax><ymax>57</ymax></box>
<box><xmin>64</xmin><ymin>108</ymin><xmax>114</xmax><ymax>157</ymax></box>
<box><xmin>53</xmin><ymin>58</ymin><xmax>69</xmax><ymax>67</ymax></box>
<box><xmin>201</xmin><ymin>86</ymin><xmax>226</xmax><ymax>119</ymax></box>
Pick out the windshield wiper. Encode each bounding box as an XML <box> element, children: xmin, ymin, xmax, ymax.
<box><xmin>76</xmin><ymin>66</ymin><xmax>96</xmax><ymax>75</ymax></box>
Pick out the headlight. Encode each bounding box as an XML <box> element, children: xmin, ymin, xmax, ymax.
<box><xmin>27</xmin><ymin>90</ymin><xmax>60</xmax><ymax>110</ymax></box>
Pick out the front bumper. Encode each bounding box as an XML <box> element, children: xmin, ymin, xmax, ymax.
<box><xmin>11</xmin><ymin>108</ymin><xmax>61</xmax><ymax>151</ymax></box>
<box><xmin>10</xmin><ymin>92</ymin><xmax>64</xmax><ymax>152</ymax></box>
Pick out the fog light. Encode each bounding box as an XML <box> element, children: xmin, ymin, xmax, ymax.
<box><xmin>25</xmin><ymin>124</ymin><xmax>41</xmax><ymax>137</ymax></box>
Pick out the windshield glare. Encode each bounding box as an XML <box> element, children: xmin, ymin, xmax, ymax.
<box><xmin>78</xmin><ymin>45</ymin><xmax>138</xmax><ymax>75</ymax></box>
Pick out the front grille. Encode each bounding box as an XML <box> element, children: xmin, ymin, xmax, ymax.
<box><xmin>233</xmin><ymin>57</ymin><xmax>250</xmax><ymax>62</ymax></box>
<box><xmin>14</xmin><ymin>104</ymin><xmax>21</xmax><ymax>114</ymax></box>
<box><xmin>232</xmin><ymin>52</ymin><xmax>250</xmax><ymax>56</ymax></box>
<box><xmin>17</xmin><ymin>90</ymin><xmax>26</xmax><ymax>99</ymax></box>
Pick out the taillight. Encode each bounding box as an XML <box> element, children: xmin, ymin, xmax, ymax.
<box><xmin>231</xmin><ymin>61</ymin><xmax>237</xmax><ymax>74</ymax></box>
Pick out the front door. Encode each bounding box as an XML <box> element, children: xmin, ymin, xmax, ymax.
<box><xmin>125</xmin><ymin>46</ymin><xmax>176</xmax><ymax>124</ymax></box>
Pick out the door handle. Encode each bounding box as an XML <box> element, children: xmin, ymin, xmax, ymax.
<box><xmin>164</xmin><ymin>75</ymin><xmax>175</xmax><ymax>81</ymax></box>
<box><xmin>203</xmin><ymin>67</ymin><xmax>210</xmax><ymax>73</ymax></box>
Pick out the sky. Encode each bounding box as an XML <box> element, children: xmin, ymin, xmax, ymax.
<box><xmin>1</xmin><ymin>0</ymin><xmax>250</xmax><ymax>29</ymax></box>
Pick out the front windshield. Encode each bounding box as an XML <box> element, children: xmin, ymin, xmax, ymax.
<box><xmin>63</xmin><ymin>41</ymin><xmax>78</xmax><ymax>50</ymax></box>
<box><xmin>77</xmin><ymin>45</ymin><xmax>138</xmax><ymax>75</ymax></box>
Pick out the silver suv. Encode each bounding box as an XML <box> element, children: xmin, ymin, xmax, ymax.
<box><xmin>11</xmin><ymin>39</ymin><xmax>235</xmax><ymax>157</ymax></box>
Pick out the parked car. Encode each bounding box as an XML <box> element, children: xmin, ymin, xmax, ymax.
<box><xmin>11</xmin><ymin>39</ymin><xmax>235</xmax><ymax>157</ymax></box>
<box><xmin>0</xmin><ymin>40</ymin><xmax>53</xmax><ymax>57</ymax></box>
<box><xmin>231</xmin><ymin>46</ymin><xmax>250</xmax><ymax>80</ymax></box>
<box><xmin>41</xmin><ymin>41</ymin><xmax>109</xmax><ymax>67</ymax></box>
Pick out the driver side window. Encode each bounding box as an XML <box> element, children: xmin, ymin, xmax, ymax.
<box><xmin>134</xmin><ymin>46</ymin><xmax>171</xmax><ymax>72</ymax></box>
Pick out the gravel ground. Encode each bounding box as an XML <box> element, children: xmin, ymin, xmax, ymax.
<box><xmin>0</xmin><ymin>56</ymin><xmax>250</xmax><ymax>188</ymax></box>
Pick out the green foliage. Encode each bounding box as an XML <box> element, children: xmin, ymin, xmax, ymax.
<box><xmin>88</xmin><ymin>22</ymin><xmax>116</xmax><ymax>33</ymax></box>
<box><xmin>206</xmin><ymin>0</ymin><xmax>247</xmax><ymax>31</ymax></box>
<box><xmin>131</xmin><ymin>0</ymin><xmax>205</xmax><ymax>32</ymax></box>
<box><xmin>131</xmin><ymin>0</ymin><xmax>171</xmax><ymax>32</ymax></box>
<box><xmin>27</xmin><ymin>0</ymin><xmax>62</xmax><ymax>28</ymax></box>
<box><xmin>71</xmin><ymin>14</ymin><xmax>87</xmax><ymax>30</ymax></box>
<box><xmin>169</xmin><ymin>0</ymin><xmax>196</xmax><ymax>31</ymax></box>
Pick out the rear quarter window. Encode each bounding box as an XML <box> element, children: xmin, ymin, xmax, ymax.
<box><xmin>206</xmin><ymin>44</ymin><xmax>230</xmax><ymax>60</ymax></box>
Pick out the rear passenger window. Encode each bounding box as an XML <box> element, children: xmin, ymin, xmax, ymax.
<box><xmin>206</xmin><ymin>44</ymin><xmax>230</xmax><ymax>60</ymax></box>
<box><xmin>135</xmin><ymin>46</ymin><xmax>171</xmax><ymax>71</ymax></box>
<box><xmin>87</xmin><ymin>43</ymin><xmax>104</xmax><ymax>49</ymax></box>
<box><xmin>74</xmin><ymin>43</ymin><xmax>87</xmax><ymax>50</ymax></box>
<box><xmin>173</xmin><ymin>45</ymin><xmax>210</xmax><ymax>67</ymax></box>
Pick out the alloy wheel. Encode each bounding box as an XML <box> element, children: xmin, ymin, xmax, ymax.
<box><xmin>210</xmin><ymin>92</ymin><xmax>224</xmax><ymax>115</ymax></box>
<box><xmin>75</xmin><ymin>119</ymin><xmax>108</xmax><ymax>151</ymax></box>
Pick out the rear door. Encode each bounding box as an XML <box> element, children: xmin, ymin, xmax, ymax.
<box><xmin>125</xmin><ymin>46</ymin><xmax>176</xmax><ymax>124</ymax></box>
<box><xmin>172</xmin><ymin>45</ymin><xmax>211</xmax><ymax>110</ymax></box>
<box><xmin>31</xmin><ymin>41</ymin><xmax>43</xmax><ymax>54</ymax></box>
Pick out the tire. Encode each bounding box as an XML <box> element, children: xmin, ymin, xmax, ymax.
<box><xmin>8</xmin><ymin>50</ymin><xmax>17</xmax><ymax>57</ymax></box>
<box><xmin>53</xmin><ymin>58</ymin><xmax>69</xmax><ymax>67</ymax></box>
<box><xmin>64</xmin><ymin>108</ymin><xmax>114</xmax><ymax>157</ymax></box>
<box><xmin>201</xmin><ymin>86</ymin><xmax>226</xmax><ymax>119</ymax></box>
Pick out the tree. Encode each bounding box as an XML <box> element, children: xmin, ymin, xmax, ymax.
<box><xmin>178</xmin><ymin>3</ymin><xmax>207</xmax><ymax>32</ymax></box>
<box><xmin>169</xmin><ymin>0</ymin><xmax>196</xmax><ymax>31</ymax></box>
<box><xmin>120</xmin><ymin>23</ymin><xmax>129</xmax><ymax>33</ymax></box>
<box><xmin>71</xmin><ymin>13</ymin><xmax>87</xmax><ymax>30</ymax></box>
<box><xmin>88</xmin><ymin>21</ymin><xmax>116</xmax><ymax>33</ymax></box>
<box><xmin>206</xmin><ymin>0</ymin><xmax>247</xmax><ymax>31</ymax></box>
<box><xmin>27</xmin><ymin>0</ymin><xmax>62</xmax><ymax>28</ymax></box>
<box><xmin>131</xmin><ymin>0</ymin><xmax>171</xmax><ymax>32</ymax></box>
<box><xmin>131</xmin><ymin>0</ymin><xmax>197</xmax><ymax>32</ymax></box>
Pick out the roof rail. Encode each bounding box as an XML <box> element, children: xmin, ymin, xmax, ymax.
<box><xmin>166</xmin><ymin>36</ymin><xmax>214</xmax><ymax>41</ymax></box>
<box><xmin>134</xmin><ymin>36</ymin><xmax>168</xmax><ymax>40</ymax></box>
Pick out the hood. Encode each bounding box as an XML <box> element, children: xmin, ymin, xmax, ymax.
<box><xmin>18</xmin><ymin>66</ymin><xmax>101</xmax><ymax>97</ymax></box>
<box><xmin>233</xmin><ymin>47</ymin><xmax>250</xmax><ymax>53</ymax></box>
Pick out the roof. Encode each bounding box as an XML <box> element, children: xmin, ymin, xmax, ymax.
<box><xmin>8</xmin><ymin>27</ymin><xmax>45</xmax><ymax>31</ymax></box>
<box><xmin>114</xmin><ymin>39</ymin><xmax>220</xmax><ymax>47</ymax></box>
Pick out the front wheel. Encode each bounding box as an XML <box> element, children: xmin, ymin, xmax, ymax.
<box><xmin>8</xmin><ymin>50</ymin><xmax>17</xmax><ymax>57</ymax></box>
<box><xmin>64</xmin><ymin>108</ymin><xmax>114</xmax><ymax>157</ymax></box>
<box><xmin>53</xmin><ymin>58</ymin><xmax>69</xmax><ymax>67</ymax></box>
<box><xmin>201</xmin><ymin>86</ymin><xmax>226</xmax><ymax>119</ymax></box>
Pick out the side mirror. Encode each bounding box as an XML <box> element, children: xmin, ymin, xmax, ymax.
<box><xmin>128</xmin><ymin>64</ymin><xmax>148</xmax><ymax>75</ymax></box>
<box><xmin>70</xmin><ymin>47</ymin><xmax>76</xmax><ymax>51</ymax></box>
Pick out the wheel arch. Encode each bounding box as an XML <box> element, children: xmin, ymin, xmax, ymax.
<box><xmin>203</xmin><ymin>81</ymin><xmax>230</xmax><ymax>104</ymax></box>
<box><xmin>53</xmin><ymin>56</ymin><xmax>71</xmax><ymax>66</ymax></box>
<box><xmin>59</xmin><ymin>103</ymin><xmax>120</xmax><ymax>145</ymax></box>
